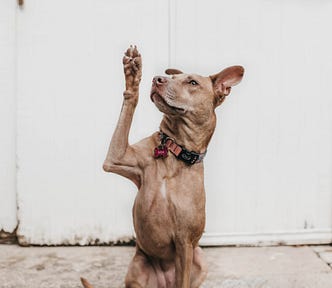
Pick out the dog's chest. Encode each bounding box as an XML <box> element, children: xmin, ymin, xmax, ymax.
<box><xmin>133</xmin><ymin>158</ymin><xmax>206</xmax><ymax>251</ymax></box>
<box><xmin>141</xmin><ymin>157</ymin><xmax>205</xmax><ymax>205</ymax></box>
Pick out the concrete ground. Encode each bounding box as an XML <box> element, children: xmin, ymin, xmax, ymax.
<box><xmin>1</xmin><ymin>245</ymin><xmax>332</xmax><ymax>288</ymax></box>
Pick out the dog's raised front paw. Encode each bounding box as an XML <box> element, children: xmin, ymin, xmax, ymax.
<box><xmin>123</xmin><ymin>45</ymin><xmax>142</xmax><ymax>94</ymax></box>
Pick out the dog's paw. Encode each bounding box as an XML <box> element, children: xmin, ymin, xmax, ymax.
<box><xmin>123</xmin><ymin>45</ymin><xmax>142</xmax><ymax>92</ymax></box>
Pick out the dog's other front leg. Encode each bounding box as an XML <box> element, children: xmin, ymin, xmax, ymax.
<box><xmin>103</xmin><ymin>45</ymin><xmax>142</xmax><ymax>187</ymax></box>
<box><xmin>175</xmin><ymin>241</ymin><xmax>193</xmax><ymax>288</ymax></box>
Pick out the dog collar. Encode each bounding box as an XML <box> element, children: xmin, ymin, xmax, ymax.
<box><xmin>154</xmin><ymin>131</ymin><xmax>207</xmax><ymax>165</ymax></box>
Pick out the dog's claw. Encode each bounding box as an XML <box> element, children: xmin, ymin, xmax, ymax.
<box><xmin>133</xmin><ymin>45</ymin><xmax>140</xmax><ymax>57</ymax></box>
<box><xmin>126</xmin><ymin>47</ymin><xmax>132</xmax><ymax>57</ymax></box>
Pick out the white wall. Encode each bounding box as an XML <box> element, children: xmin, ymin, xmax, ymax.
<box><xmin>172</xmin><ymin>0</ymin><xmax>332</xmax><ymax>245</ymax></box>
<box><xmin>15</xmin><ymin>0</ymin><xmax>332</xmax><ymax>245</ymax></box>
<box><xmin>16</xmin><ymin>0</ymin><xmax>169</xmax><ymax>245</ymax></box>
<box><xmin>0</xmin><ymin>1</ymin><xmax>17</xmax><ymax>233</ymax></box>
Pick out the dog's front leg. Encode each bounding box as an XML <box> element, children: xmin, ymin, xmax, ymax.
<box><xmin>175</xmin><ymin>242</ymin><xmax>194</xmax><ymax>288</ymax></box>
<box><xmin>103</xmin><ymin>46</ymin><xmax>142</xmax><ymax>187</ymax></box>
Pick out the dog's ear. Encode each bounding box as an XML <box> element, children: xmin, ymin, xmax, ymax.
<box><xmin>210</xmin><ymin>66</ymin><xmax>244</xmax><ymax>106</ymax></box>
<box><xmin>165</xmin><ymin>68</ymin><xmax>183</xmax><ymax>75</ymax></box>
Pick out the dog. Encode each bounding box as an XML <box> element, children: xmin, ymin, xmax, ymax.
<box><xmin>82</xmin><ymin>45</ymin><xmax>244</xmax><ymax>288</ymax></box>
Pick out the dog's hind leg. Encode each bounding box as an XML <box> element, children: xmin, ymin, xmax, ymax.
<box><xmin>190</xmin><ymin>247</ymin><xmax>208</xmax><ymax>288</ymax></box>
<box><xmin>125</xmin><ymin>248</ymin><xmax>158</xmax><ymax>288</ymax></box>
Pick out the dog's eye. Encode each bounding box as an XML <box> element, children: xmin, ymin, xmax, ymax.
<box><xmin>189</xmin><ymin>80</ymin><xmax>198</xmax><ymax>86</ymax></box>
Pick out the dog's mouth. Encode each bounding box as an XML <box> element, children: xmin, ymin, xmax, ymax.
<box><xmin>150</xmin><ymin>92</ymin><xmax>185</xmax><ymax>114</ymax></box>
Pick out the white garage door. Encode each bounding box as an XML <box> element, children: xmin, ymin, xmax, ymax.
<box><xmin>14</xmin><ymin>0</ymin><xmax>332</xmax><ymax>245</ymax></box>
<box><xmin>0</xmin><ymin>0</ymin><xmax>17</xmax><ymax>237</ymax></box>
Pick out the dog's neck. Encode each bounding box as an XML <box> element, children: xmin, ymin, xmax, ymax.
<box><xmin>159</xmin><ymin>113</ymin><xmax>216</xmax><ymax>154</ymax></box>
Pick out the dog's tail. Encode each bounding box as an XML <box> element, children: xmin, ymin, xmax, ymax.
<box><xmin>80</xmin><ymin>277</ymin><xmax>94</xmax><ymax>288</ymax></box>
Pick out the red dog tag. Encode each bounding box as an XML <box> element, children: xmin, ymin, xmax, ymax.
<box><xmin>154</xmin><ymin>145</ymin><xmax>168</xmax><ymax>158</ymax></box>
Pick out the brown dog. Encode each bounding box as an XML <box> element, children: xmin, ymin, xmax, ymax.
<box><xmin>82</xmin><ymin>46</ymin><xmax>244</xmax><ymax>288</ymax></box>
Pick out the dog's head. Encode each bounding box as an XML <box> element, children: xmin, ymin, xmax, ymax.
<box><xmin>150</xmin><ymin>66</ymin><xmax>244</xmax><ymax>122</ymax></box>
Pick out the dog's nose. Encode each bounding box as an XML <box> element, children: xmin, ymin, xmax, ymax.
<box><xmin>153</xmin><ymin>76</ymin><xmax>168</xmax><ymax>85</ymax></box>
